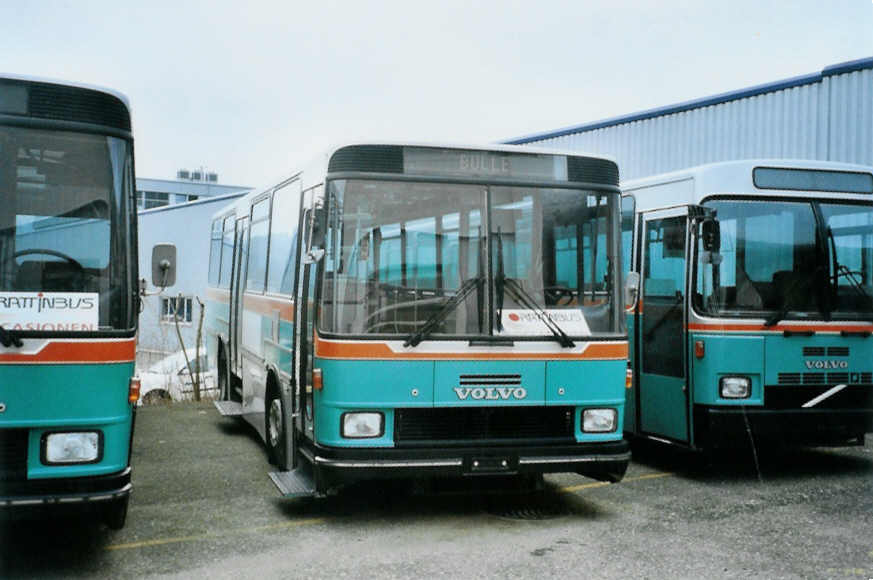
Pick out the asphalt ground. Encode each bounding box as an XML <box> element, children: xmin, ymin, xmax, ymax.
<box><xmin>1</xmin><ymin>401</ymin><xmax>872</xmax><ymax>579</ymax></box>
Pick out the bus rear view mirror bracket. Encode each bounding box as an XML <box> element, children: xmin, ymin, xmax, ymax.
<box><xmin>304</xmin><ymin>247</ymin><xmax>325</xmax><ymax>264</ymax></box>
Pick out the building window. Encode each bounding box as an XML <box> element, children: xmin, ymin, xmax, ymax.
<box><xmin>161</xmin><ymin>296</ymin><xmax>193</xmax><ymax>324</ymax></box>
<box><xmin>137</xmin><ymin>190</ymin><xmax>170</xmax><ymax>210</ymax></box>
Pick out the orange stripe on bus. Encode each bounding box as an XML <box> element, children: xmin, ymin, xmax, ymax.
<box><xmin>206</xmin><ymin>287</ymin><xmax>230</xmax><ymax>303</ymax></box>
<box><xmin>688</xmin><ymin>322</ymin><xmax>873</xmax><ymax>333</ymax></box>
<box><xmin>314</xmin><ymin>337</ymin><xmax>627</xmax><ymax>361</ymax></box>
<box><xmin>0</xmin><ymin>339</ymin><xmax>136</xmax><ymax>364</ymax></box>
<box><xmin>241</xmin><ymin>294</ymin><xmax>295</xmax><ymax>322</ymax></box>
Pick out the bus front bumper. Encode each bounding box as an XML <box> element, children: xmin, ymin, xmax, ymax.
<box><xmin>696</xmin><ymin>406</ymin><xmax>873</xmax><ymax>449</ymax></box>
<box><xmin>301</xmin><ymin>440</ymin><xmax>631</xmax><ymax>486</ymax></box>
<box><xmin>0</xmin><ymin>467</ymin><xmax>131</xmax><ymax>508</ymax></box>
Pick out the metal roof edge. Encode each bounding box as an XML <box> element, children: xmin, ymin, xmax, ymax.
<box><xmin>822</xmin><ymin>55</ymin><xmax>873</xmax><ymax>77</ymax></box>
<box><xmin>137</xmin><ymin>191</ymin><xmax>247</xmax><ymax>216</ymax></box>
<box><xmin>505</xmin><ymin>56</ymin><xmax>873</xmax><ymax>145</ymax></box>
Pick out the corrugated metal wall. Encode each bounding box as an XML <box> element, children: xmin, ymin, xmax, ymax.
<box><xmin>511</xmin><ymin>59</ymin><xmax>873</xmax><ymax>180</ymax></box>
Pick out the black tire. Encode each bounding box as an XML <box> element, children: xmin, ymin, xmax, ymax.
<box><xmin>265</xmin><ymin>386</ymin><xmax>287</xmax><ymax>469</ymax></box>
<box><xmin>141</xmin><ymin>389</ymin><xmax>171</xmax><ymax>405</ymax></box>
<box><xmin>103</xmin><ymin>495</ymin><xmax>129</xmax><ymax>530</ymax></box>
<box><xmin>218</xmin><ymin>346</ymin><xmax>229</xmax><ymax>401</ymax></box>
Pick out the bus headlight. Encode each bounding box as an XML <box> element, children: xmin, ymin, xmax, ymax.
<box><xmin>341</xmin><ymin>412</ymin><xmax>383</xmax><ymax>438</ymax></box>
<box><xmin>719</xmin><ymin>376</ymin><xmax>751</xmax><ymax>399</ymax></box>
<box><xmin>42</xmin><ymin>432</ymin><xmax>102</xmax><ymax>464</ymax></box>
<box><xmin>582</xmin><ymin>408</ymin><xmax>617</xmax><ymax>433</ymax></box>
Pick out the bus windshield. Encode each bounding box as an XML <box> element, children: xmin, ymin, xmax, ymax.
<box><xmin>0</xmin><ymin>126</ymin><xmax>135</xmax><ymax>332</ymax></box>
<box><xmin>694</xmin><ymin>199</ymin><xmax>873</xmax><ymax>321</ymax></box>
<box><xmin>319</xmin><ymin>179</ymin><xmax>620</xmax><ymax>339</ymax></box>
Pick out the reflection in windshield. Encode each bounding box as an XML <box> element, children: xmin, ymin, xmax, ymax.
<box><xmin>319</xmin><ymin>179</ymin><xmax>620</xmax><ymax>339</ymax></box>
<box><xmin>695</xmin><ymin>200</ymin><xmax>873</xmax><ymax>320</ymax></box>
<box><xmin>0</xmin><ymin>126</ymin><xmax>134</xmax><ymax>331</ymax></box>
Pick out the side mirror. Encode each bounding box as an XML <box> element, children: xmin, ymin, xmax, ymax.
<box><xmin>625</xmin><ymin>271</ymin><xmax>641</xmax><ymax>309</ymax></box>
<box><xmin>701</xmin><ymin>219</ymin><xmax>720</xmax><ymax>253</ymax></box>
<box><xmin>151</xmin><ymin>244</ymin><xmax>177</xmax><ymax>288</ymax></box>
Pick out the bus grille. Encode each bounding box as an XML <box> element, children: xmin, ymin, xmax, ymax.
<box><xmin>394</xmin><ymin>406</ymin><xmax>574</xmax><ymax>446</ymax></box>
<box><xmin>0</xmin><ymin>429</ymin><xmax>28</xmax><ymax>482</ymax></box>
<box><xmin>765</xmin><ymin>385</ymin><xmax>873</xmax><ymax>410</ymax></box>
<box><xmin>459</xmin><ymin>373</ymin><xmax>522</xmax><ymax>386</ymax></box>
<box><xmin>802</xmin><ymin>346</ymin><xmax>850</xmax><ymax>357</ymax></box>
<box><xmin>779</xmin><ymin>372</ymin><xmax>873</xmax><ymax>385</ymax></box>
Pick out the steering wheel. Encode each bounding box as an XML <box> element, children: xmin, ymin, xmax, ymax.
<box><xmin>8</xmin><ymin>248</ymin><xmax>86</xmax><ymax>271</ymax></box>
<box><xmin>543</xmin><ymin>285</ymin><xmax>575</xmax><ymax>305</ymax></box>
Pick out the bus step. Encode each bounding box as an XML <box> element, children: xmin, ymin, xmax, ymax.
<box><xmin>213</xmin><ymin>400</ymin><xmax>243</xmax><ymax>417</ymax></box>
<box><xmin>269</xmin><ymin>468</ymin><xmax>318</xmax><ymax>498</ymax></box>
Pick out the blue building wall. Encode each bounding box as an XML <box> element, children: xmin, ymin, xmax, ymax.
<box><xmin>506</xmin><ymin>57</ymin><xmax>873</xmax><ymax>180</ymax></box>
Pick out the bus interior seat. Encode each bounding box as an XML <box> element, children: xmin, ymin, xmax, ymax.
<box><xmin>771</xmin><ymin>270</ymin><xmax>815</xmax><ymax>309</ymax></box>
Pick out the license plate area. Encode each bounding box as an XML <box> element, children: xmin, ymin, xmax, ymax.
<box><xmin>464</xmin><ymin>455</ymin><xmax>517</xmax><ymax>475</ymax></box>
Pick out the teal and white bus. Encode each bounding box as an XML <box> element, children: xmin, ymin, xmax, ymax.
<box><xmin>207</xmin><ymin>143</ymin><xmax>630</xmax><ymax>496</ymax></box>
<box><xmin>0</xmin><ymin>75</ymin><xmax>139</xmax><ymax>527</ymax></box>
<box><xmin>622</xmin><ymin>160</ymin><xmax>873</xmax><ymax>452</ymax></box>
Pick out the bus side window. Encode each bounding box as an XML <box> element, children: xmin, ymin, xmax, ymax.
<box><xmin>247</xmin><ymin>197</ymin><xmax>270</xmax><ymax>293</ymax></box>
<box><xmin>208</xmin><ymin>219</ymin><xmax>222</xmax><ymax>286</ymax></box>
<box><xmin>219</xmin><ymin>215</ymin><xmax>235</xmax><ymax>289</ymax></box>
<box><xmin>267</xmin><ymin>180</ymin><xmax>302</xmax><ymax>296</ymax></box>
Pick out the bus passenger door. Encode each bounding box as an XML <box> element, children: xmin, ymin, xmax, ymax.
<box><xmin>293</xmin><ymin>186</ymin><xmax>323</xmax><ymax>443</ymax></box>
<box><xmin>638</xmin><ymin>209</ymin><xmax>689</xmax><ymax>443</ymax></box>
<box><xmin>230</xmin><ymin>217</ymin><xmax>250</xmax><ymax>383</ymax></box>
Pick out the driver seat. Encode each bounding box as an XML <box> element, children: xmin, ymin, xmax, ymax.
<box><xmin>13</xmin><ymin>261</ymin><xmax>44</xmax><ymax>291</ymax></box>
<box><xmin>14</xmin><ymin>261</ymin><xmax>82</xmax><ymax>291</ymax></box>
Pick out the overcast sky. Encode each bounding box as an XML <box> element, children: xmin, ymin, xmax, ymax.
<box><xmin>2</xmin><ymin>0</ymin><xmax>871</xmax><ymax>189</ymax></box>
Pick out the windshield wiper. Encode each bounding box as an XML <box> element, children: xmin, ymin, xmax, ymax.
<box><xmin>494</xmin><ymin>227</ymin><xmax>506</xmax><ymax>332</ymax></box>
<box><xmin>403</xmin><ymin>276</ymin><xmax>482</xmax><ymax>347</ymax></box>
<box><xmin>826</xmin><ymin>226</ymin><xmax>873</xmax><ymax>311</ymax></box>
<box><xmin>0</xmin><ymin>325</ymin><xmax>23</xmax><ymax>348</ymax></box>
<box><xmin>501</xmin><ymin>278</ymin><xmax>575</xmax><ymax>348</ymax></box>
<box><xmin>492</xmin><ymin>226</ymin><xmax>574</xmax><ymax>348</ymax></box>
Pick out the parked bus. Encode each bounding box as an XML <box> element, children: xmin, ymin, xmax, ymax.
<box><xmin>0</xmin><ymin>75</ymin><xmax>139</xmax><ymax>528</ymax></box>
<box><xmin>622</xmin><ymin>160</ymin><xmax>873</xmax><ymax>452</ymax></box>
<box><xmin>207</xmin><ymin>143</ymin><xmax>630</xmax><ymax>496</ymax></box>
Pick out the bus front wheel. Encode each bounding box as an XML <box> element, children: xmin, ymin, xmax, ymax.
<box><xmin>266</xmin><ymin>387</ymin><xmax>287</xmax><ymax>468</ymax></box>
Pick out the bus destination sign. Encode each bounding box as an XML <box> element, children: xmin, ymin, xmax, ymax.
<box><xmin>404</xmin><ymin>147</ymin><xmax>566</xmax><ymax>181</ymax></box>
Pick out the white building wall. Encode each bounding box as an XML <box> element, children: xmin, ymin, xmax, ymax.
<box><xmin>136</xmin><ymin>192</ymin><xmax>244</xmax><ymax>366</ymax></box>
<box><xmin>508</xmin><ymin>58</ymin><xmax>873</xmax><ymax>180</ymax></box>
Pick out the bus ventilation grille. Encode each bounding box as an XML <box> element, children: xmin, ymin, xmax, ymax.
<box><xmin>802</xmin><ymin>346</ymin><xmax>850</xmax><ymax>357</ymax></box>
<box><xmin>28</xmin><ymin>82</ymin><xmax>131</xmax><ymax>131</ymax></box>
<box><xmin>0</xmin><ymin>429</ymin><xmax>28</xmax><ymax>482</ymax></box>
<box><xmin>778</xmin><ymin>372</ymin><xmax>873</xmax><ymax>385</ymax></box>
<box><xmin>458</xmin><ymin>374</ymin><xmax>522</xmax><ymax>386</ymax></box>
<box><xmin>394</xmin><ymin>406</ymin><xmax>574</xmax><ymax>445</ymax></box>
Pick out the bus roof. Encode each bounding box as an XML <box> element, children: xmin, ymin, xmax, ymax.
<box><xmin>623</xmin><ymin>159</ymin><xmax>873</xmax><ymax>211</ymax></box>
<box><xmin>210</xmin><ymin>141</ymin><xmax>620</xmax><ymax>222</ymax></box>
